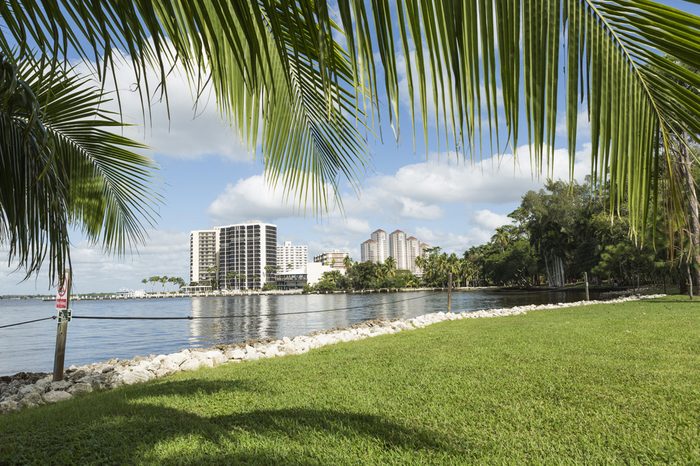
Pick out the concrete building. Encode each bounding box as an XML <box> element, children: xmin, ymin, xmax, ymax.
<box><xmin>274</xmin><ymin>262</ymin><xmax>335</xmax><ymax>290</ymax></box>
<box><xmin>314</xmin><ymin>250</ymin><xmax>349</xmax><ymax>270</ymax></box>
<box><xmin>361</xmin><ymin>239</ymin><xmax>378</xmax><ymax>263</ymax></box>
<box><xmin>189</xmin><ymin>229</ymin><xmax>218</xmax><ymax>285</ymax></box>
<box><xmin>273</xmin><ymin>267</ymin><xmax>307</xmax><ymax>290</ymax></box>
<box><xmin>370</xmin><ymin>229</ymin><xmax>388</xmax><ymax>263</ymax></box>
<box><xmin>389</xmin><ymin>229</ymin><xmax>408</xmax><ymax>269</ymax></box>
<box><xmin>217</xmin><ymin>222</ymin><xmax>277</xmax><ymax>290</ymax></box>
<box><xmin>406</xmin><ymin>236</ymin><xmax>421</xmax><ymax>273</ymax></box>
<box><xmin>277</xmin><ymin>241</ymin><xmax>308</xmax><ymax>273</ymax></box>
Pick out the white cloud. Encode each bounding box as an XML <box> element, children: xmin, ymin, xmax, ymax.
<box><xmin>473</xmin><ymin>209</ymin><xmax>512</xmax><ymax>231</ymax></box>
<box><xmin>333</xmin><ymin>144</ymin><xmax>592</xmax><ymax>225</ymax></box>
<box><xmin>314</xmin><ymin>216</ymin><xmax>370</xmax><ymax>236</ymax></box>
<box><xmin>207</xmin><ymin>175</ymin><xmax>305</xmax><ymax>223</ymax></box>
<box><xmin>556</xmin><ymin>110</ymin><xmax>591</xmax><ymax>141</ymax></box>
<box><xmin>74</xmin><ymin>51</ymin><xmax>251</xmax><ymax>161</ymax></box>
<box><xmin>397</xmin><ymin>197</ymin><xmax>443</xmax><ymax>220</ymax></box>
<box><xmin>413</xmin><ymin>227</ymin><xmax>474</xmax><ymax>253</ymax></box>
<box><xmin>0</xmin><ymin>230</ymin><xmax>189</xmax><ymax>294</ymax></box>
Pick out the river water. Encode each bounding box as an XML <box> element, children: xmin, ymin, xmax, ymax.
<box><xmin>0</xmin><ymin>289</ymin><xmax>600</xmax><ymax>375</ymax></box>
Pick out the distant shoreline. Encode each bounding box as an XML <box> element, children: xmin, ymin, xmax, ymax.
<box><xmin>1</xmin><ymin>285</ymin><xmax>643</xmax><ymax>302</ymax></box>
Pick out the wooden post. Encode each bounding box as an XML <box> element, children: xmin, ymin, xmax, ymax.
<box><xmin>584</xmin><ymin>272</ymin><xmax>590</xmax><ymax>301</ymax></box>
<box><xmin>447</xmin><ymin>272</ymin><xmax>453</xmax><ymax>313</ymax></box>
<box><xmin>53</xmin><ymin>270</ymin><xmax>71</xmax><ymax>381</ymax></box>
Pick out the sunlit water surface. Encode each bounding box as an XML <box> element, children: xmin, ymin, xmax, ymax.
<box><xmin>0</xmin><ymin>289</ymin><xmax>601</xmax><ymax>375</ymax></box>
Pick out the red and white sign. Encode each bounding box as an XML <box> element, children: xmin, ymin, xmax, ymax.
<box><xmin>55</xmin><ymin>274</ymin><xmax>70</xmax><ymax>310</ymax></box>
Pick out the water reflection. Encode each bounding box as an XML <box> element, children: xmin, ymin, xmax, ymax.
<box><xmin>0</xmin><ymin>289</ymin><xmax>603</xmax><ymax>375</ymax></box>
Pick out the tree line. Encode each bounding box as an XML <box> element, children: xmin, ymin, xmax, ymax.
<box><xmin>309</xmin><ymin>176</ymin><xmax>694</xmax><ymax>293</ymax></box>
<box><xmin>141</xmin><ymin>276</ymin><xmax>186</xmax><ymax>292</ymax></box>
<box><xmin>466</xmin><ymin>179</ymin><xmax>687</xmax><ymax>289</ymax></box>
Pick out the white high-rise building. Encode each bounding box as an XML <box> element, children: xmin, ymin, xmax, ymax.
<box><xmin>389</xmin><ymin>229</ymin><xmax>408</xmax><ymax>269</ymax></box>
<box><xmin>406</xmin><ymin>236</ymin><xmax>421</xmax><ymax>273</ymax></box>
<box><xmin>370</xmin><ymin>229</ymin><xmax>388</xmax><ymax>263</ymax></box>
<box><xmin>361</xmin><ymin>239</ymin><xmax>378</xmax><ymax>263</ymax></box>
<box><xmin>277</xmin><ymin>241</ymin><xmax>308</xmax><ymax>273</ymax></box>
<box><xmin>190</xmin><ymin>230</ymin><xmax>218</xmax><ymax>285</ymax></box>
<box><xmin>217</xmin><ymin>222</ymin><xmax>277</xmax><ymax>290</ymax></box>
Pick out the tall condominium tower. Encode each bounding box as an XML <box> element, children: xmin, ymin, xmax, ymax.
<box><xmin>360</xmin><ymin>239</ymin><xmax>378</xmax><ymax>263</ymax></box>
<box><xmin>370</xmin><ymin>229</ymin><xmax>388</xmax><ymax>263</ymax></box>
<box><xmin>217</xmin><ymin>222</ymin><xmax>277</xmax><ymax>290</ymax></box>
<box><xmin>406</xmin><ymin>236</ymin><xmax>421</xmax><ymax>273</ymax></box>
<box><xmin>389</xmin><ymin>229</ymin><xmax>408</xmax><ymax>269</ymax></box>
<box><xmin>189</xmin><ymin>230</ymin><xmax>218</xmax><ymax>284</ymax></box>
<box><xmin>276</xmin><ymin>241</ymin><xmax>308</xmax><ymax>273</ymax></box>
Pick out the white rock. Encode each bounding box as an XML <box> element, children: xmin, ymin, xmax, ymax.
<box><xmin>43</xmin><ymin>391</ymin><xmax>72</xmax><ymax>403</ymax></box>
<box><xmin>225</xmin><ymin>348</ymin><xmax>246</xmax><ymax>360</ymax></box>
<box><xmin>202</xmin><ymin>350</ymin><xmax>226</xmax><ymax>365</ymax></box>
<box><xmin>77</xmin><ymin>376</ymin><xmax>105</xmax><ymax>390</ymax></box>
<box><xmin>68</xmin><ymin>383</ymin><xmax>93</xmax><ymax>396</ymax></box>
<box><xmin>159</xmin><ymin>359</ymin><xmax>180</xmax><ymax>375</ymax></box>
<box><xmin>179</xmin><ymin>358</ymin><xmax>203</xmax><ymax>371</ymax></box>
<box><xmin>121</xmin><ymin>368</ymin><xmax>153</xmax><ymax>385</ymax></box>
<box><xmin>19</xmin><ymin>391</ymin><xmax>44</xmax><ymax>408</ymax></box>
<box><xmin>0</xmin><ymin>400</ymin><xmax>20</xmax><ymax>413</ymax></box>
<box><xmin>245</xmin><ymin>347</ymin><xmax>260</xmax><ymax>360</ymax></box>
<box><xmin>49</xmin><ymin>380</ymin><xmax>72</xmax><ymax>391</ymax></box>
<box><xmin>146</xmin><ymin>359</ymin><xmax>163</xmax><ymax>372</ymax></box>
<box><xmin>19</xmin><ymin>384</ymin><xmax>42</xmax><ymax>396</ymax></box>
<box><xmin>168</xmin><ymin>351</ymin><xmax>189</xmax><ymax>366</ymax></box>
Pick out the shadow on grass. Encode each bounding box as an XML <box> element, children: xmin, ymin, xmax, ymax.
<box><xmin>1</xmin><ymin>378</ymin><xmax>462</xmax><ymax>464</ymax></box>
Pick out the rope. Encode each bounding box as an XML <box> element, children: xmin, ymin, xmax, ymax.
<box><xmin>71</xmin><ymin>293</ymin><xmax>432</xmax><ymax>321</ymax></box>
<box><xmin>0</xmin><ymin>316</ymin><xmax>56</xmax><ymax>329</ymax></box>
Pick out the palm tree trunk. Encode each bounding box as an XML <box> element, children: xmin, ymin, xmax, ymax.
<box><xmin>679</xmin><ymin>142</ymin><xmax>700</xmax><ymax>289</ymax></box>
<box><xmin>544</xmin><ymin>253</ymin><xmax>552</xmax><ymax>287</ymax></box>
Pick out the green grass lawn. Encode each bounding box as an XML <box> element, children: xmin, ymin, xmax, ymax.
<box><xmin>1</xmin><ymin>297</ymin><xmax>698</xmax><ymax>464</ymax></box>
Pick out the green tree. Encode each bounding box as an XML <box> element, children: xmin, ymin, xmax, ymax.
<box><xmin>225</xmin><ymin>271</ymin><xmax>239</xmax><ymax>290</ymax></box>
<box><xmin>206</xmin><ymin>267</ymin><xmax>219</xmax><ymax>290</ymax></box>
<box><xmin>343</xmin><ymin>256</ymin><xmax>354</xmax><ymax>271</ymax></box>
<box><xmin>264</xmin><ymin>265</ymin><xmax>278</xmax><ymax>284</ymax></box>
<box><xmin>346</xmin><ymin>261</ymin><xmax>381</xmax><ymax>290</ymax></box>
<box><xmin>313</xmin><ymin>271</ymin><xmax>348</xmax><ymax>293</ymax></box>
<box><xmin>389</xmin><ymin>270</ymin><xmax>419</xmax><ymax>289</ymax></box>
<box><xmin>148</xmin><ymin>276</ymin><xmax>161</xmax><ymax>292</ymax></box>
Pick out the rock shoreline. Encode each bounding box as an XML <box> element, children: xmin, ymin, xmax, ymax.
<box><xmin>0</xmin><ymin>294</ymin><xmax>664</xmax><ymax>414</ymax></box>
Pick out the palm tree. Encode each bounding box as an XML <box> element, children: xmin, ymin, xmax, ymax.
<box><xmin>0</xmin><ymin>54</ymin><xmax>156</xmax><ymax>282</ymax></box>
<box><xmin>206</xmin><ymin>266</ymin><xmax>219</xmax><ymax>290</ymax></box>
<box><xmin>148</xmin><ymin>276</ymin><xmax>161</xmax><ymax>293</ymax></box>
<box><xmin>343</xmin><ymin>255</ymin><xmax>353</xmax><ymax>271</ymax></box>
<box><xmin>225</xmin><ymin>271</ymin><xmax>241</xmax><ymax>290</ymax></box>
<box><xmin>1</xmin><ymin>2</ymin><xmax>698</xmax><ymax>282</ymax></box>
<box><xmin>384</xmin><ymin>257</ymin><xmax>397</xmax><ymax>277</ymax></box>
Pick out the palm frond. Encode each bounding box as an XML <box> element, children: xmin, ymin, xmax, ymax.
<box><xmin>0</xmin><ymin>54</ymin><xmax>158</xmax><ymax>281</ymax></box>
<box><xmin>1</xmin><ymin>0</ymin><xmax>698</xmax><ymax>237</ymax></box>
<box><xmin>342</xmin><ymin>0</ymin><xmax>700</xmax><ymax>235</ymax></box>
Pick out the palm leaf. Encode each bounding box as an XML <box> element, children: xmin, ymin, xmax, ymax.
<box><xmin>1</xmin><ymin>0</ymin><xmax>699</xmax><ymax>239</ymax></box>
<box><xmin>0</xmin><ymin>54</ymin><xmax>158</xmax><ymax>281</ymax></box>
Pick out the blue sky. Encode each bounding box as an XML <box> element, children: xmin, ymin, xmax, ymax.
<box><xmin>1</xmin><ymin>1</ymin><xmax>697</xmax><ymax>294</ymax></box>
